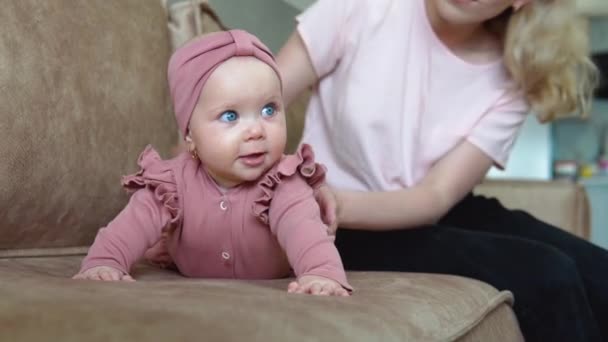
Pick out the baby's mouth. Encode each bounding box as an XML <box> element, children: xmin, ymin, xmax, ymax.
<box><xmin>238</xmin><ymin>152</ymin><xmax>266</xmax><ymax>167</ymax></box>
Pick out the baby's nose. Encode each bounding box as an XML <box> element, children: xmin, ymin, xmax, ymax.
<box><xmin>244</xmin><ymin>119</ymin><xmax>265</xmax><ymax>140</ymax></box>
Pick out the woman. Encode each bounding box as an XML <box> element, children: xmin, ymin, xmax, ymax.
<box><xmin>276</xmin><ymin>0</ymin><xmax>607</xmax><ymax>340</ymax></box>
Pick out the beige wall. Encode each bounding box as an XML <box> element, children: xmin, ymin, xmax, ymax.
<box><xmin>167</xmin><ymin>0</ymin><xmax>301</xmax><ymax>52</ymax></box>
<box><xmin>591</xmin><ymin>18</ymin><xmax>608</xmax><ymax>52</ymax></box>
<box><xmin>204</xmin><ymin>0</ymin><xmax>608</xmax><ymax>53</ymax></box>
<box><xmin>208</xmin><ymin>0</ymin><xmax>299</xmax><ymax>53</ymax></box>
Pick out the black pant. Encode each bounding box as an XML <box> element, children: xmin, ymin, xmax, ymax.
<box><xmin>335</xmin><ymin>194</ymin><xmax>608</xmax><ymax>342</ymax></box>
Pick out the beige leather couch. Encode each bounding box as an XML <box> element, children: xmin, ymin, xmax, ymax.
<box><xmin>0</xmin><ymin>1</ymin><xmax>589</xmax><ymax>341</ymax></box>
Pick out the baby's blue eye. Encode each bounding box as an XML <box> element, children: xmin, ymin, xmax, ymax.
<box><xmin>219</xmin><ymin>111</ymin><xmax>238</xmax><ymax>122</ymax></box>
<box><xmin>261</xmin><ymin>104</ymin><xmax>276</xmax><ymax>117</ymax></box>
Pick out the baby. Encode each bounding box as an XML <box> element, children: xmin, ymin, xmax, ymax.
<box><xmin>73</xmin><ymin>30</ymin><xmax>351</xmax><ymax>296</ymax></box>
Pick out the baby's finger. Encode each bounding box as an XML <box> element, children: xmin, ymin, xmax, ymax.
<box><xmin>90</xmin><ymin>273</ymin><xmax>102</xmax><ymax>281</ymax></box>
<box><xmin>110</xmin><ymin>271</ymin><xmax>121</xmax><ymax>281</ymax></box>
<box><xmin>99</xmin><ymin>270</ymin><xmax>115</xmax><ymax>281</ymax></box>
<box><xmin>295</xmin><ymin>282</ymin><xmax>309</xmax><ymax>294</ymax></box>
<box><xmin>121</xmin><ymin>274</ymin><xmax>136</xmax><ymax>282</ymax></box>
<box><xmin>336</xmin><ymin>288</ymin><xmax>350</xmax><ymax>297</ymax></box>
<box><xmin>319</xmin><ymin>283</ymin><xmax>334</xmax><ymax>296</ymax></box>
<box><xmin>309</xmin><ymin>283</ymin><xmax>322</xmax><ymax>295</ymax></box>
<box><xmin>287</xmin><ymin>281</ymin><xmax>299</xmax><ymax>293</ymax></box>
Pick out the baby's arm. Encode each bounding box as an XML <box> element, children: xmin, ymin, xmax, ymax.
<box><xmin>74</xmin><ymin>189</ymin><xmax>173</xmax><ymax>281</ymax></box>
<box><xmin>269</xmin><ymin>176</ymin><xmax>352</xmax><ymax>296</ymax></box>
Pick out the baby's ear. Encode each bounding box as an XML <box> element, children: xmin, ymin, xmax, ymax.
<box><xmin>512</xmin><ymin>0</ymin><xmax>530</xmax><ymax>11</ymax></box>
<box><xmin>185</xmin><ymin>135</ymin><xmax>195</xmax><ymax>151</ymax></box>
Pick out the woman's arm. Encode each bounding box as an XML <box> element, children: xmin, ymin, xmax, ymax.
<box><xmin>336</xmin><ymin>140</ymin><xmax>494</xmax><ymax>230</ymax></box>
<box><xmin>276</xmin><ymin>31</ymin><xmax>318</xmax><ymax>107</ymax></box>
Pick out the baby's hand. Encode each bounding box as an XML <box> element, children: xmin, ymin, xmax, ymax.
<box><xmin>287</xmin><ymin>275</ymin><xmax>350</xmax><ymax>297</ymax></box>
<box><xmin>72</xmin><ymin>266</ymin><xmax>135</xmax><ymax>282</ymax></box>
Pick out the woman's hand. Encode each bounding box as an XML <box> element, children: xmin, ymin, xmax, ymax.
<box><xmin>287</xmin><ymin>275</ymin><xmax>350</xmax><ymax>297</ymax></box>
<box><xmin>72</xmin><ymin>266</ymin><xmax>135</xmax><ymax>282</ymax></box>
<box><xmin>314</xmin><ymin>185</ymin><xmax>340</xmax><ymax>236</ymax></box>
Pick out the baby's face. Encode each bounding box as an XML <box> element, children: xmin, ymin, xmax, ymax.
<box><xmin>188</xmin><ymin>56</ymin><xmax>286</xmax><ymax>188</ymax></box>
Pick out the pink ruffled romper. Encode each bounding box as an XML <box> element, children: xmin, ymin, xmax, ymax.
<box><xmin>80</xmin><ymin>145</ymin><xmax>351</xmax><ymax>290</ymax></box>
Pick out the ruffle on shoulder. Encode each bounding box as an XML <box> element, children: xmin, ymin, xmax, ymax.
<box><xmin>253</xmin><ymin>144</ymin><xmax>326</xmax><ymax>224</ymax></box>
<box><xmin>121</xmin><ymin>145</ymin><xmax>182</xmax><ymax>226</ymax></box>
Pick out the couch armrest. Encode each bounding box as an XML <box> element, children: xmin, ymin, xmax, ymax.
<box><xmin>474</xmin><ymin>180</ymin><xmax>590</xmax><ymax>239</ymax></box>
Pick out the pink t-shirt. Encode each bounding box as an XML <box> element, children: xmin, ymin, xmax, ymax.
<box><xmin>80</xmin><ymin>145</ymin><xmax>351</xmax><ymax>290</ymax></box>
<box><xmin>297</xmin><ymin>0</ymin><xmax>529</xmax><ymax>191</ymax></box>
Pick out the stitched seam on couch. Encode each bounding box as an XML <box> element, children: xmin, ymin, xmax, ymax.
<box><xmin>0</xmin><ymin>247</ymin><xmax>88</xmax><ymax>259</ymax></box>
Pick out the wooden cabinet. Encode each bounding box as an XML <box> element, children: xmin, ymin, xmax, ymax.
<box><xmin>581</xmin><ymin>177</ymin><xmax>608</xmax><ymax>249</ymax></box>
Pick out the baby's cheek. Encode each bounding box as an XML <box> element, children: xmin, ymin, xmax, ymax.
<box><xmin>198</xmin><ymin>131</ymin><xmax>238</xmax><ymax>155</ymax></box>
<box><xmin>268</xmin><ymin>125</ymin><xmax>287</xmax><ymax>153</ymax></box>
<box><xmin>269</xmin><ymin>143</ymin><xmax>285</xmax><ymax>165</ymax></box>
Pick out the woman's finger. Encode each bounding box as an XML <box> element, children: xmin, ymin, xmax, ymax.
<box><xmin>315</xmin><ymin>186</ymin><xmax>337</xmax><ymax>226</ymax></box>
<box><xmin>327</xmin><ymin>220</ymin><xmax>338</xmax><ymax>236</ymax></box>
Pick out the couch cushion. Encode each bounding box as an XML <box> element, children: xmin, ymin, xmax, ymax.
<box><xmin>0</xmin><ymin>256</ymin><xmax>522</xmax><ymax>341</ymax></box>
<box><xmin>0</xmin><ymin>1</ymin><xmax>177</xmax><ymax>250</ymax></box>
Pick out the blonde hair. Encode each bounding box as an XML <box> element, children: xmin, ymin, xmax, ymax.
<box><xmin>489</xmin><ymin>0</ymin><xmax>599</xmax><ymax>122</ymax></box>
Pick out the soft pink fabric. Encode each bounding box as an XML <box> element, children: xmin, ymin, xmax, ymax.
<box><xmin>296</xmin><ymin>0</ymin><xmax>529</xmax><ymax>191</ymax></box>
<box><xmin>168</xmin><ymin>29</ymin><xmax>282</xmax><ymax>136</ymax></box>
<box><xmin>81</xmin><ymin>145</ymin><xmax>351</xmax><ymax>290</ymax></box>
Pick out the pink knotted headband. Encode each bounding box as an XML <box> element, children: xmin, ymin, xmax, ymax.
<box><xmin>168</xmin><ymin>29</ymin><xmax>282</xmax><ymax>137</ymax></box>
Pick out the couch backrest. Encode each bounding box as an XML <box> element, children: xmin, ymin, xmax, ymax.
<box><xmin>475</xmin><ymin>180</ymin><xmax>590</xmax><ymax>239</ymax></box>
<box><xmin>0</xmin><ymin>1</ymin><xmax>177</xmax><ymax>252</ymax></box>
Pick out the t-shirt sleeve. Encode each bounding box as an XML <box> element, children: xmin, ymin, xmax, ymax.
<box><xmin>296</xmin><ymin>0</ymin><xmax>356</xmax><ymax>78</ymax></box>
<box><xmin>466</xmin><ymin>95</ymin><xmax>529</xmax><ymax>169</ymax></box>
